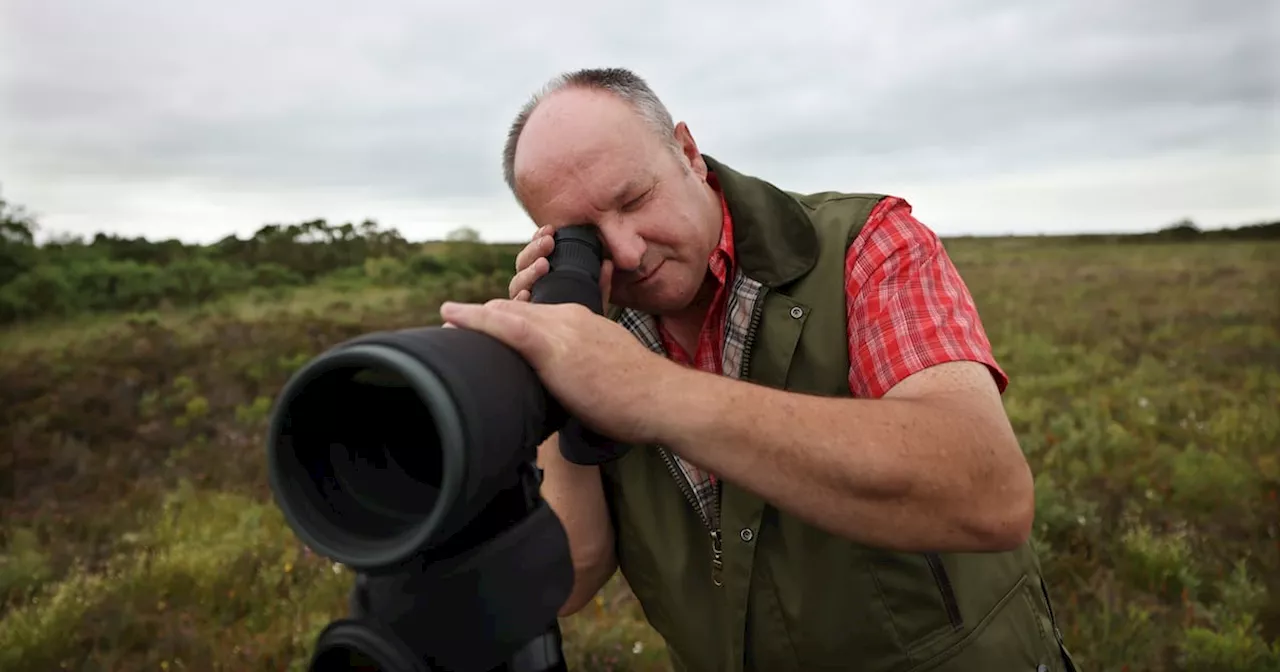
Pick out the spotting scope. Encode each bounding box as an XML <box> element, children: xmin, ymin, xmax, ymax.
<box><xmin>265</xmin><ymin>224</ymin><xmax>629</xmax><ymax>672</ymax></box>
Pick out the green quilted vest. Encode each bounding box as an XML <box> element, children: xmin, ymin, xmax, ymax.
<box><xmin>598</xmin><ymin>156</ymin><xmax>1078</xmax><ymax>672</ymax></box>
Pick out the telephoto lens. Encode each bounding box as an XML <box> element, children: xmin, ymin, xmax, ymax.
<box><xmin>266</xmin><ymin>225</ymin><xmax>607</xmax><ymax>571</ymax></box>
<box><xmin>266</xmin><ymin>224</ymin><xmax>607</xmax><ymax>672</ymax></box>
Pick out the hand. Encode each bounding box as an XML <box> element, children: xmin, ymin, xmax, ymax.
<box><xmin>508</xmin><ymin>225</ymin><xmax>614</xmax><ymax>306</ymax></box>
<box><xmin>438</xmin><ymin>298</ymin><xmax>681</xmax><ymax>444</ymax></box>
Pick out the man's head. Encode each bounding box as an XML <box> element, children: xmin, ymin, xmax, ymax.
<box><xmin>502</xmin><ymin>68</ymin><xmax>724</xmax><ymax>316</ymax></box>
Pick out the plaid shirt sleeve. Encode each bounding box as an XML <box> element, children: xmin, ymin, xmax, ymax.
<box><xmin>844</xmin><ymin>197</ymin><xmax>1009</xmax><ymax>399</ymax></box>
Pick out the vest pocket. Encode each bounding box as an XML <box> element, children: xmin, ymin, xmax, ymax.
<box><xmin>925</xmin><ymin>554</ymin><xmax>963</xmax><ymax>629</ymax></box>
<box><xmin>869</xmin><ymin>552</ymin><xmax>964</xmax><ymax>655</ymax></box>
<box><xmin>904</xmin><ymin>574</ymin><xmax>1070</xmax><ymax>672</ymax></box>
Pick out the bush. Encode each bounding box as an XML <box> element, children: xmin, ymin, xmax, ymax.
<box><xmin>0</xmin><ymin>258</ymin><xmax>308</xmax><ymax>324</ymax></box>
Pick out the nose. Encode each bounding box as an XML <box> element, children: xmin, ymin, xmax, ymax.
<box><xmin>599</xmin><ymin>226</ymin><xmax>646</xmax><ymax>274</ymax></box>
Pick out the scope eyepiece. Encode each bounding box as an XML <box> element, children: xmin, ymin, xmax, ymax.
<box><xmin>530</xmin><ymin>224</ymin><xmax>607</xmax><ymax>313</ymax></box>
<box><xmin>551</xmin><ymin>223</ymin><xmax>604</xmax><ymax>251</ymax></box>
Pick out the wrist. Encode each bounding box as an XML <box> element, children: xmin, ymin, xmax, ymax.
<box><xmin>643</xmin><ymin>362</ymin><xmax>727</xmax><ymax>448</ymax></box>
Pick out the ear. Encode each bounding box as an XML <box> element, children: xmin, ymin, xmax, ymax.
<box><xmin>673</xmin><ymin>122</ymin><xmax>707</xmax><ymax>180</ymax></box>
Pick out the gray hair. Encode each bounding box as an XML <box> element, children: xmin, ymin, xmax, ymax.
<box><xmin>501</xmin><ymin>67</ymin><xmax>679</xmax><ymax>199</ymax></box>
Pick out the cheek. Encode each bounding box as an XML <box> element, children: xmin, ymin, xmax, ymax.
<box><xmin>634</xmin><ymin>206</ymin><xmax>693</xmax><ymax>253</ymax></box>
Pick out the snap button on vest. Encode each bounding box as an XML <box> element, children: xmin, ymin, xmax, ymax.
<box><xmin>739</xmin><ymin>528</ymin><xmax>754</xmax><ymax>542</ymax></box>
<box><xmin>789</xmin><ymin>306</ymin><xmax>804</xmax><ymax>319</ymax></box>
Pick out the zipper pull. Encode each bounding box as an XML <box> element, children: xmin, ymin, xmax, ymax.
<box><xmin>710</xmin><ymin>529</ymin><xmax>724</xmax><ymax>587</ymax></box>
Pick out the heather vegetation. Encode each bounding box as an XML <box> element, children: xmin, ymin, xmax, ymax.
<box><xmin>1</xmin><ymin>189</ymin><xmax>1278</xmax><ymax>671</ymax></box>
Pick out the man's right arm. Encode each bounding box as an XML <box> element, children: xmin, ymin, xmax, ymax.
<box><xmin>536</xmin><ymin>432</ymin><xmax>618</xmax><ymax>615</ymax></box>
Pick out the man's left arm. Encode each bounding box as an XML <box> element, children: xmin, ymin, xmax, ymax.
<box><xmin>650</xmin><ymin>199</ymin><xmax>1035</xmax><ymax>553</ymax></box>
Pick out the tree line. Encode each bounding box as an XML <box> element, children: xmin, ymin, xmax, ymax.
<box><xmin>2</xmin><ymin>189</ymin><xmax>1274</xmax><ymax>326</ymax></box>
<box><xmin>0</xmin><ymin>191</ymin><xmax>516</xmax><ymax>325</ymax></box>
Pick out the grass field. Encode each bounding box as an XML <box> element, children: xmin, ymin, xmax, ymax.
<box><xmin>1</xmin><ymin>236</ymin><xmax>1278</xmax><ymax>671</ymax></box>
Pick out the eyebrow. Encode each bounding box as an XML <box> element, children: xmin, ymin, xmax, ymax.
<box><xmin>575</xmin><ymin>175</ymin><xmax>651</xmax><ymax>226</ymax></box>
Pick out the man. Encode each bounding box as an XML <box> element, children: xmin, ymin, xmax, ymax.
<box><xmin>441</xmin><ymin>68</ymin><xmax>1078</xmax><ymax>672</ymax></box>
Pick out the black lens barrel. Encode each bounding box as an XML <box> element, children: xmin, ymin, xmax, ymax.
<box><xmin>265</xmin><ymin>225</ymin><xmax>605</xmax><ymax>672</ymax></box>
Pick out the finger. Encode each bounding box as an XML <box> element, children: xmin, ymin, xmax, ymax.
<box><xmin>514</xmin><ymin>289</ymin><xmax>531</xmax><ymax>302</ymax></box>
<box><xmin>510</xmin><ymin>256</ymin><xmax>550</xmax><ymax>296</ymax></box>
<box><xmin>487</xmin><ymin>297</ymin><xmax>591</xmax><ymax>325</ymax></box>
<box><xmin>440</xmin><ymin>300</ymin><xmax>541</xmax><ymax>359</ymax></box>
<box><xmin>507</xmin><ymin>256</ymin><xmax>550</xmax><ymax>299</ymax></box>
<box><xmin>514</xmin><ymin>230</ymin><xmax>554</xmax><ymax>272</ymax></box>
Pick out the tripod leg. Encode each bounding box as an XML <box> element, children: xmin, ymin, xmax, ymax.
<box><xmin>498</xmin><ymin>622</ymin><xmax>568</xmax><ymax>672</ymax></box>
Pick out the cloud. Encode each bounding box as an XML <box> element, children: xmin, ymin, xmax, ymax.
<box><xmin>0</xmin><ymin>0</ymin><xmax>1276</xmax><ymax>243</ymax></box>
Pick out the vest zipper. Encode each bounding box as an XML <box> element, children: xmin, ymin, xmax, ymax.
<box><xmin>713</xmin><ymin>284</ymin><xmax>767</xmax><ymax>588</ymax></box>
<box><xmin>656</xmin><ymin>447</ymin><xmax>723</xmax><ymax>586</ymax></box>
<box><xmin>736</xmin><ymin>285</ymin><xmax>769</xmax><ymax>381</ymax></box>
<box><xmin>656</xmin><ymin>283</ymin><xmax>770</xmax><ymax>589</ymax></box>
<box><xmin>657</xmin><ymin>447</ymin><xmax>712</xmax><ymax>529</ymax></box>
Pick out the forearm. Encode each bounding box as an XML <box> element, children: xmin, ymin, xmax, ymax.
<box><xmin>649</xmin><ymin>367</ymin><xmax>1033</xmax><ymax>553</ymax></box>
<box><xmin>536</xmin><ymin>433</ymin><xmax>617</xmax><ymax>614</ymax></box>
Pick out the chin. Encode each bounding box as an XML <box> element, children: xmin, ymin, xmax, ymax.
<box><xmin>629</xmin><ymin>292</ymin><xmax>699</xmax><ymax>317</ymax></box>
<box><xmin>611</xmin><ymin>292</ymin><xmax>674</xmax><ymax>315</ymax></box>
<box><xmin>612</xmin><ymin>270</ymin><xmax>700</xmax><ymax>315</ymax></box>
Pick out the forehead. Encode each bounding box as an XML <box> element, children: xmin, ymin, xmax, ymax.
<box><xmin>513</xmin><ymin>89</ymin><xmax>664</xmax><ymax>219</ymax></box>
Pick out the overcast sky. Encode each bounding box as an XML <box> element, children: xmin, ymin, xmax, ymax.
<box><xmin>1</xmin><ymin>0</ymin><xmax>1276</xmax><ymax>244</ymax></box>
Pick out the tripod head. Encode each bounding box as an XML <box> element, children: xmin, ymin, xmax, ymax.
<box><xmin>266</xmin><ymin>224</ymin><xmax>627</xmax><ymax>671</ymax></box>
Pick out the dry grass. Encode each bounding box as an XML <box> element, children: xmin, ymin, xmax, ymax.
<box><xmin>1</xmin><ymin>237</ymin><xmax>1278</xmax><ymax>671</ymax></box>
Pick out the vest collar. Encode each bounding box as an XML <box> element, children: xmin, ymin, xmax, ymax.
<box><xmin>703</xmin><ymin>154</ymin><xmax>818</xmax><ymax>288</ymax></box>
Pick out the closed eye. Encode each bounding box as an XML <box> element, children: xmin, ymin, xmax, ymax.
<box><xmin>621</xmin><ymin>188</ymin><xmax>652</xmax><ymax>212</ymax></box>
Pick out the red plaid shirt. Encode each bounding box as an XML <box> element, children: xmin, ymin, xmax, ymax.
<box><xmin>659</xmin><ymin>177</ymin><xmax>1009</xmax><ymax>485</ymax></box>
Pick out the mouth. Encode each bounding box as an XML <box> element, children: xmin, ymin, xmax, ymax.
<box><xmin>634</xmin><ymin>261</ymin><xmax>664</xmax><ymax>285</ymax></box>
